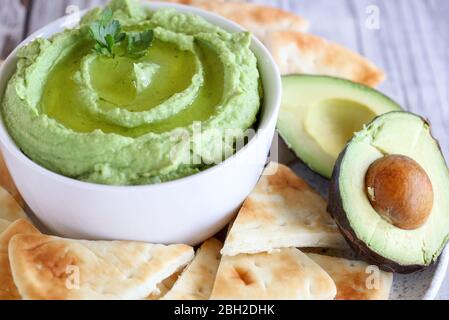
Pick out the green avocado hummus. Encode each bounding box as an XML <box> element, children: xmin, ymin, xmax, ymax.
<box><xmin>1</xmin><ymin>0</ymin><xmax>262</xmax><ymax>185</ymax></box>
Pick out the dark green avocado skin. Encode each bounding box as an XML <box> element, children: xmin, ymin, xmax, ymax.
<box><xmin>327</xmin><ymin>145</ymin><xmax>427</xmax><ymax>274</ymax></box>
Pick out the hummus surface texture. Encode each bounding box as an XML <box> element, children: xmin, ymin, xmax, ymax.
<box><xmin>2</xmin><ymin>0</ymin><xmax>261</xmax><ymax>185</ymax></box>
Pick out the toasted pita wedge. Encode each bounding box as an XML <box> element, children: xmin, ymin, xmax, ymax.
<box><xmin>222</xmin><ymin>162</ymin><xmax>347</xmax><ymax>256</ymax></box>
<box><xmin>157</xmin><ymin>0</ymin><xmax>309</xmax><ymax>38</ymax></box>
<box><xmin>263</xmin><ymin>31</ymin><xmax>385</xmax><ymax>87</ymax></box>
<box><xmin>0</xmin><ymin>219</ymin><xmax>10</xmax><ymax>234</ymax></box>
<box><xmin>307</xmin><ymin>254</ymin><xmax>393</xmax><ymax>300</ymax></box>
<box><xmin>147</xmin><ymin>270</ymin><xmax>183</xmax><ymax>300</ymax></box>
<box><xmin>0</xmin><ymin>186</ymin><xmax>28</xmax><ymax>234</ymax></box>
<box><xmin>9</xmin><ymin>234</ymin><xmax>194</xmax><ymax>300</ymax></box>
<box><xmin>0</xmin><ymin>219</ymin><xmax>40</xmax><ymax>300</ymax></box>
<box><xmin>210</xmin><ymin>248</ymin><xmax>336</xmax><ymax>300</ymax></box>
<box><xmin>0</xmin><ymin>152</ymin><xmax>24</xmax><ymax>207</ymax></box>
<box><xmin>164</xmin><ymin>238</ymin><xmax>222</xmax><ymax>300</ymax></box>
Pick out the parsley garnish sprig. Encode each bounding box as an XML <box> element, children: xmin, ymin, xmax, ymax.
<box><xmin>88</xmin><ymin>7</ymin><xmax>154</xmax><ymax>59</ymax></box>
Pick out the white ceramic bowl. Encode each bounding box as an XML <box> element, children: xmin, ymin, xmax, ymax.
<box><xmin>0</xmin><ymin>2</ymin><xmax>281</xmax><ymax>245</ymax></box>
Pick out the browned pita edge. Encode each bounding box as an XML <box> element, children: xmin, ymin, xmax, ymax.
<box><xmin>146</xmin><ymin>270</ymin><xmax>183</xmax><ymax>300</ymax></box>
<box><xmin>307</xmin><ymin>253</ymin><xmax>393</xmax><ymax>300</ymax></box>
<box><xmin>263</xmin><ymin>31</ymin><xmax>385</xmax><ymax>87</ymax></box>
<box><xmin>163</xmin><ymin>238</ymin><xmax>223</xmax><ymax>300</ymax></box>
<box><xmin>0</xmin><ymin>219</ymin><xmax>40</xmax><ymax>300</ymax></box>
<box><xmin>9</xmin><ymin>233</ymin><xmax>194</xmax><ymax>300</ymax></box>
<box><xmin>0</xmin><ymin>151</ymin><xmax>25</xmax><ymax>207</ymax></box>
<box><xmin>155</xmin><ymin>0</ymin><xmax>309</xmax><ymax>35</ymax></box>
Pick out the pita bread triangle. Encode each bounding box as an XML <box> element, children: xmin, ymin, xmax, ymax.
<box><xmin>0</xmin><ymin>186</ymin><xmax>28</xmax><ymax>234</ymax></box>
<box><xmin>221</xmin><ymin>162</ymin><xmax>347</xmax><ymax>257</ymax></box>
<box><xmin>164</xmin><ymin>238</ymin><xmax>222</xmax><ymax>300</ymax></box>
<box><xmin>157</xmin><ymin>0</ymin><xmax>309</xmax><ymax>38</ymax></box>
<box><xmin>0</xmin><ymin>219</ymin><xmax>40</xmax><ymax>300</ymax></box>
<box><xmin>0</xmin><ymin>151</ymin><xmax>24</xmax><ymax>207</ymax></box>
<box><xmin>210</xmin><ymin>247</ymin><xmax>337</xmax><ymax>300</ymax></box>
<box><xmin>147</xmin><ymin>270</ymin><xmax>183</xmax><ymax>300</ymax></box>
<box><xmin>307</xmin><ymin>253</ymin><xmax>393</xmax><ymax>300</ymax></box>
<box><xmin>262</xmin><ymin>31</ymin><xmax>385</xmax><ymax>87</ymax></box>
<box><xmin>8</xmin><ymin>233</ymin><xmax>194</xmax><ymax>300</ymax></box>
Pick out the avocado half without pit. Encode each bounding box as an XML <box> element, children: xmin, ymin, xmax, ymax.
<box><xmin>278</xmin><ymin>75</ymin><xmax>401</xmax><ymax>178</ymax></box>
<box><xmin>328</xmin><ymin>111</ymin><xmax>449</xmax><ymax>273</ymax></box>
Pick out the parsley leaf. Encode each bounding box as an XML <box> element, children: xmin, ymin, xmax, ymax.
<box><xmin>89</xmin><ymin>7</ymin><xmax>125</xmax><ymax>58</ymax></box>
<box><xmin>89</xmin><ymin>7</ymin><xmax>153</xmax><ymax>59</ymax></box>
<box><xmin>126</xmin><ymin>30</ymin><xmax>154</xmax><ymax>58</ymax></box>
<box><xmin>99</xmin><ymin>6</ymin><xmax>113</xmax><ymax>25</ymax></box>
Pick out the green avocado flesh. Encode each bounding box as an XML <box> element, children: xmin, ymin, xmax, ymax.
<box><xmin>277</xmin><ymin>75</ymin><xmax>401</xmax><ymax>178</ymax></box>
<box><xmin>337</xmin><ymin>112</ymin><xmax>449</xmax><ymax>267</ymax></box>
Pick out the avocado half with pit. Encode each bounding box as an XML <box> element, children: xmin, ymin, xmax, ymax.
<box><xmin>278</xmin><ymin>75</ymin><xmax>401</xmax><ymax>178</ymax></box>
<box><xmin>328</xmin><ymin>111</ymin><xmax>449</xmax><ymax>273</ymax></box>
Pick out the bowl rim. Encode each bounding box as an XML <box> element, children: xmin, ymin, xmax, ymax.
<box><xmin>0</xmin><ymin>1</ymin><xmax>282</xmax><ymax>191</ymax></box>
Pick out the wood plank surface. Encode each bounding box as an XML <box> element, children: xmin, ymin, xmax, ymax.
<box><xmin>0</xmin><ymin>0</ymin><xmax>29</xmax><ymax>58</ymax></box>
<box><xmin>0</xmin><ymin>0</ymin><xmax>448</xmax><ymax>299</ymax></box>
<box><xmin>27</xmin><ymin>0</ymin><xmax>107</xmax><ymax>34</ymax></box>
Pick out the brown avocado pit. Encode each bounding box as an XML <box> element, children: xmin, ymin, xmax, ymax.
<box><xmin>365</xmin><ymin>155</ymin><xmax>434</xmax><ymax>230</ymax></box>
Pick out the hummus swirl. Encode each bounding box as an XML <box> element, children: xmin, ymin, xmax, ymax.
<box><xmin>2</xmin><ymin>0</ymin><xmax>261</xmax><ymax>185</ymax></box>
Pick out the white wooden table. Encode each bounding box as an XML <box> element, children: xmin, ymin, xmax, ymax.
<box><xmin>0</xmin><ymin>0</ymin><xmax>448</xmax><ymax>299</ymax></box>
